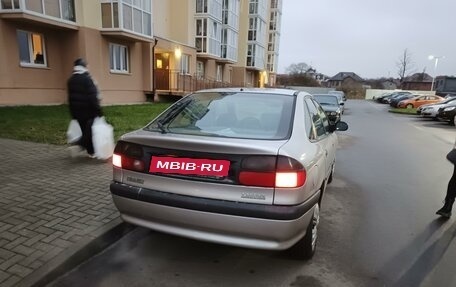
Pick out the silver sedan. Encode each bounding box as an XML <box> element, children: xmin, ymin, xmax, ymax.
<box><xmin>110</xmin><ymin>88</ymin><xmax>348</xmax><ymax>260</ymax></box>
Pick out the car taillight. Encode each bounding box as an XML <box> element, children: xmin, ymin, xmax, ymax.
<box><xmin>113</xmin><ymin>154</ymin><xmax>122</xmax><ymax>167</ymax></box>
<box><xmin>112</xmin><ymin>141</ymin><xmax>145</xmax><ymax>172</ymax></box>
<box><xmin>238</xmin><ymin>156</ymin><xmax>306</xmax><ymax>188</ymax></box>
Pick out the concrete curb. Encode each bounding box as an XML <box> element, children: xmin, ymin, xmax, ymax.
<box><xmin>16</xmin><ymin>219</ymin><xmax>135</xmax><ymax>287</ymax></box>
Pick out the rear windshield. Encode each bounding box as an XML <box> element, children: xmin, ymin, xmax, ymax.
<box><xmin>145</xmin><ymin>92</ymin><xmax>295</xmax><ymax>140</ymax></box>
<box><xmin>313</xmin><ymin>95</ymin><xmax>339</xmax><ymax>106</ymax></box>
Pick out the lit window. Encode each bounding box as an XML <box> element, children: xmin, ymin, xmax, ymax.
<box><xmin>16</xmin><ymin>30</ymin><xmax>46</xmax><ymax>66</ymax></box>
<box><xmin>109</xmin><ymin>43</ymin><xmax>129</xmax><ymax>73</ymax></box>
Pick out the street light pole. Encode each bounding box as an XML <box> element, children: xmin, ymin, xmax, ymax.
<box><xmin>428</xmin><ymin>55</ymin><xmax>444</xmax><ymax>92</ymax></box>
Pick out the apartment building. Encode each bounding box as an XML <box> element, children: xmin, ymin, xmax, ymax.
<box><xmin>267</xmin><ymin>0</ymin><xmax>281</xmax><ymax>86</ymax></box>
<box><xmin>0</xmin><ymin>0</ymin><xmax>282</xmax><ymax>105</ymax></box>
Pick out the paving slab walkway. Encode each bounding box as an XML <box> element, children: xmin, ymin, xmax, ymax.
<box><xmin>0</xmin><ymin>138</ymin><xmax>128</xmax><ymax>287</ymax></box>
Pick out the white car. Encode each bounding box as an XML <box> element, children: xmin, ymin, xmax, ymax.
<box><xmin>420</xmin><ymin>97</ymin><xmax>456</xmax><ymax>119</ymax></box>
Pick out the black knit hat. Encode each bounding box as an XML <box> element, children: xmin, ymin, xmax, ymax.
<box><xmin>74</xmin><ymin>58</ymin><xmax>87</xmax><ymax>67</ymax></box>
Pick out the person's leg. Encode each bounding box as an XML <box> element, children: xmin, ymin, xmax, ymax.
<box><xmin>77</xmin><ymin>118</ymin><xmax>95</xmax><ymax>156</ymax></box>
<box><xmin>76</xmin><ymin>118</ymin><xmax>88</xmax><ymax>150</ymax></box>
<box><xmin>85</xmin><ymin>118</ymin><xmax>95</xmax><ymax>156</ymax></box>
<box><xmin>437</xmin><ymin>165</ymin><xmax>456</xmax><ymax>218</ymax></box>
<box><xmin>446</xmin><ymin>166</ymin><xmax>456</xmax><ymax>204</ymax></box>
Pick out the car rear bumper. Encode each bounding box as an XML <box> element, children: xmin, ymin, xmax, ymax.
<box><xmin>110</xmin><ymin>181</ymin><xmax>319</xmax><ymax>250</ymax></box>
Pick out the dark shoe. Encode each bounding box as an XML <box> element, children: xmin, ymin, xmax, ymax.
<box><xmin>436</xmin><ymin>206</ymin><xmax>452</xmax><ymax>218</ymax></box>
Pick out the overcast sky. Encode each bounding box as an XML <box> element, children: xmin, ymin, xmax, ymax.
<box><xmin>277</xmin><ymin>0</ymin><xmax>456</xmax><ymax>79</ymax></box>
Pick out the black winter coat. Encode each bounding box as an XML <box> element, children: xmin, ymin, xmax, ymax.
<box><xmin>67</xmin><ymin>72</ymin><xmax>102</xmax><ymax>120</ymax></box>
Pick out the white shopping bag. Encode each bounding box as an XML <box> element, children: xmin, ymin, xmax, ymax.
<box><xmin>66</xmin><ymin>119</ymin><xmax>82</xmax><ymax>144</ymax></box>
<box><xmin>91</xmin><ymin>117</ymin><xmax>115</xmax><ymax>160</ymax></box>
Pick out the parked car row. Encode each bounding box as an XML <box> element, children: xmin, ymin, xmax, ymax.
<box><xmin>375</xmin><ymin>91</ymin><xmax>445</xmax><ymax>109</ymax></box>
<box><xmin>417</xmin><ymin>96</ymin><xmax>456</xmax><ymax>125</ymax></box>
<box><xmin>375</xmin><ymin>91</ymin><xmax>456</xmax><ymax>125</ymax></box>
<box><xmin>374</xmin><ymin>91</ymin><xmax>412</xmax><ymax>105</ymax></box>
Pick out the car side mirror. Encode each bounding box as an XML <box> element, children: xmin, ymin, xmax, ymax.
<box><xmin>340</xmin><ymin>102</ymin><xmax>345</xmax><ymax>106</ymax></box>
<box><xmin>328</xmin><ymin>121</ymin><xmax>348</xmax><ymax>133</ymax></box>
<box><xmin>336</xmin><ymin>121</ymin><xmax>348</xmax><ymax>131</ymax></box>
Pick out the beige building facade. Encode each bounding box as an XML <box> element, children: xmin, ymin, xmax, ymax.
<box><xmin>0</xmin><ymin>0</ymin><xmax>282</xmax><ymax>106</ymax></box>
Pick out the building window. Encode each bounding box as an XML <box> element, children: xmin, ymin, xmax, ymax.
<box><xmin>247</xmin><ymin>44</ymin><xmax>255</xmax><ymax>67</ymax></box>
<box><xmin>196</xmin><ymin>61</ymin><xmax>205</xmax><ymax>79</ymax></box>
<box><xmin>109</xmin><ymin>43</ymin><xmax>129</xmax><ymax>73</ymax></box>
<box><xmin>181</xmin><ymin>54</ymin><xmax>190</xmax><ymax>75</ymax></box>
<box><xmin>271</xmin><ymin>0</ymin><xmax>279</xmax><ymax>9</ymax></box>
<box><xmin>249</xmin><ymin>0</ymin><xmax>258</xmax><ymax>14</ymax></box>
<box><xmin>3</xmin><ymin>0</ymin><xmax>75</xmax><ymax>21</ymax></box>
<box><xmin>216</xmin><ymin>64</ymin><xmax>223</xmax><ymax>82</ymax></box>
<box><xmin>101</xmin><ymin>0</ymin><xmax>151</xmax><ymax>36</ymax></box>
<box><xmin>16</xmin><ymin>30</ymin><xmax>46</xmax><ymax>66</ymax></box>
<box><xmin>196</xmin><ymin>19</ymin><xmax>207</xmax><ymax>36</ymax></box>
<box><xmin>196</xmin><ymin>0</ymin><xmax>207</xmax><ymax>13</ymax></box>
<box><xmin>195</xmin><ymin>18</ymin><xmax>208</xmax><ymax>53</ymax></box>
<box><xmin>1</xmin><ymin>0</ymin><xmax>20</xmax><ymax>9</ymax></box>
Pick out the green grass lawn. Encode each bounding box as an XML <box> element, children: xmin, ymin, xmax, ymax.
<box><xmin>0</xmin><ymin>103</ymin><xmax>171</xmax><ymax>145</ymax></box>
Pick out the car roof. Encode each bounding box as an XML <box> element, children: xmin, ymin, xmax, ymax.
<box><xmin>193</xmin><ymin>87</ymin><xmax>299</xmax><ymax>96</ymax></box>
<box><xmin>312</xmin><ymin>94</ymin><xmax>339</xmax><ymax>97</ymax></box>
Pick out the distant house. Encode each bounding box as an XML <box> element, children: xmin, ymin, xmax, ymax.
<box><xmin>304</xmin><ymin>68</ymin><xmax>330</xmax><ymax>84</ymax></box>
<box><xmin>401</xmin><ymin>73</ymin><xmax>433</xmax><ymax>91</ymax></box>
<box><xmin>381</xmin><ymin>79</ymin><xmax>399</xmax><ymax>90</ymax></box>
<box><xmin>434</xmin><ymin>76</ymin><xmax>456</xmax><ymax>96</ymax></box>
<box><xmin>327</xmin><ymin>72</ymin><xmax>364</xmax><ymax>88</ymax></box>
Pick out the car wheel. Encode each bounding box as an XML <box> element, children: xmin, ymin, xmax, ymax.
<box><xmin>328</xmin><ymin>163</ymin><xmax>335</xmax><ymax>184</ymax></box>
<box><xmin>406</xmin><ymin>104</ymin><xmax>414</xmax><ymax>109</ymax></box>
<box><xmin>290</xmin><ymin>203</ymin><xmax>320</xmax><ymax>260</ymax></box>
<box><xmin>451</xmin><ymin>116</ymin><xmax>456</xmax><ymax>126</ymax></box>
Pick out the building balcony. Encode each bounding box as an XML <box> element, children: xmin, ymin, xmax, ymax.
<box><xmin>101</xmin><ymin>0</ymin><xmax>153</xmax><ymax>43</ymax></box>
<box><xmin>0</xmin><ymin>0</ymin><xmax>78</xmax><ymax>30</ymax></box>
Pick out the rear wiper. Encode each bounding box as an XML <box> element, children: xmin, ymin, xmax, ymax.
<box><xmin>156</xmin><ymin>120</ymin><xmax>166</xmax><ymax>133</ymax></box>
<box><xmin>156</xmin><ymin>99</ymin><xmax>191</xmax><ymax>134</ymax></box>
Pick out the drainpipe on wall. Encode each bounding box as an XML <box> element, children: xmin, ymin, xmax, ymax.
<box><xmin>152</xmin><ymin>38</ymin><xmax>158</xmax><ymax>102</ymax></box>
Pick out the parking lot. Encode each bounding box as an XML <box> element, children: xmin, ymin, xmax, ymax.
<box><xmin>370</xmin><ymin>99</ymin><xmax>455</xmax><ymax>145</ymax></box>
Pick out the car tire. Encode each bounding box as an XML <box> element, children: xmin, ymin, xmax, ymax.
<box><xmin>328</xmin><ymin>163</ymin><xmax>335</xmax><ymax>184</ymax></box>
<box><xmin>289</xmin><ymin>203</ymin><xmax>320</xmax><ymax>260</ymax></box>
<box><xmin>406</xmin><ymin>104</ymin><xmax>414</xmax><ymax>109</ymax></box>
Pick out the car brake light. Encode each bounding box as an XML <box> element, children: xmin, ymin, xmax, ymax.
<box><xmin>113</xmin><ymin>154</ymin><xmax>122</xmax><ymax>167</ymax></box>
<box><xmin>275</xmin><ymin>171</ymin><xmax>306</xmax><ymax>188</ymax></box>
<box><xmin>239</xmin><ymin>156</ymin><xmax>306</xmax><ymax>188</ymax></box>
<box><xmin>112</xmin><ymin>142</ymin><xmax>145</xmax><ymax>172</ymax></box>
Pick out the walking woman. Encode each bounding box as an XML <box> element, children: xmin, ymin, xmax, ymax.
<box><xmin>67</xmin><ymin>58</ymin><xmax>102</xmax><ymax>158</ymax></box>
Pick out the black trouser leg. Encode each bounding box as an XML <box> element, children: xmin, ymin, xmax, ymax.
<box><xmin>445</xmin><ymin>166</ymin><xmax>456</xmax><ymax>207</ymax></box>
<box><xmin>76</xmin><ymin>118</ymin><xmax>95</xmax><ymax>155</ymax></box>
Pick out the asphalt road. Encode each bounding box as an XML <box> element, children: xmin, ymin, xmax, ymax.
<box><xmin>49</xmin><ymin>100</ymin><xmax>456</xmax><ymax>287</ymax></box>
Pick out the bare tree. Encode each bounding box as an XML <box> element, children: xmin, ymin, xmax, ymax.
<box><xmin>396</xmin><ymin>49</ymin><xmax>415</xmax><ymax>82</ymax></box>
<box><xmin>286</xmin><ymin>62</ymin><xmax>309</xmax><ymax>75</ymax></box>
